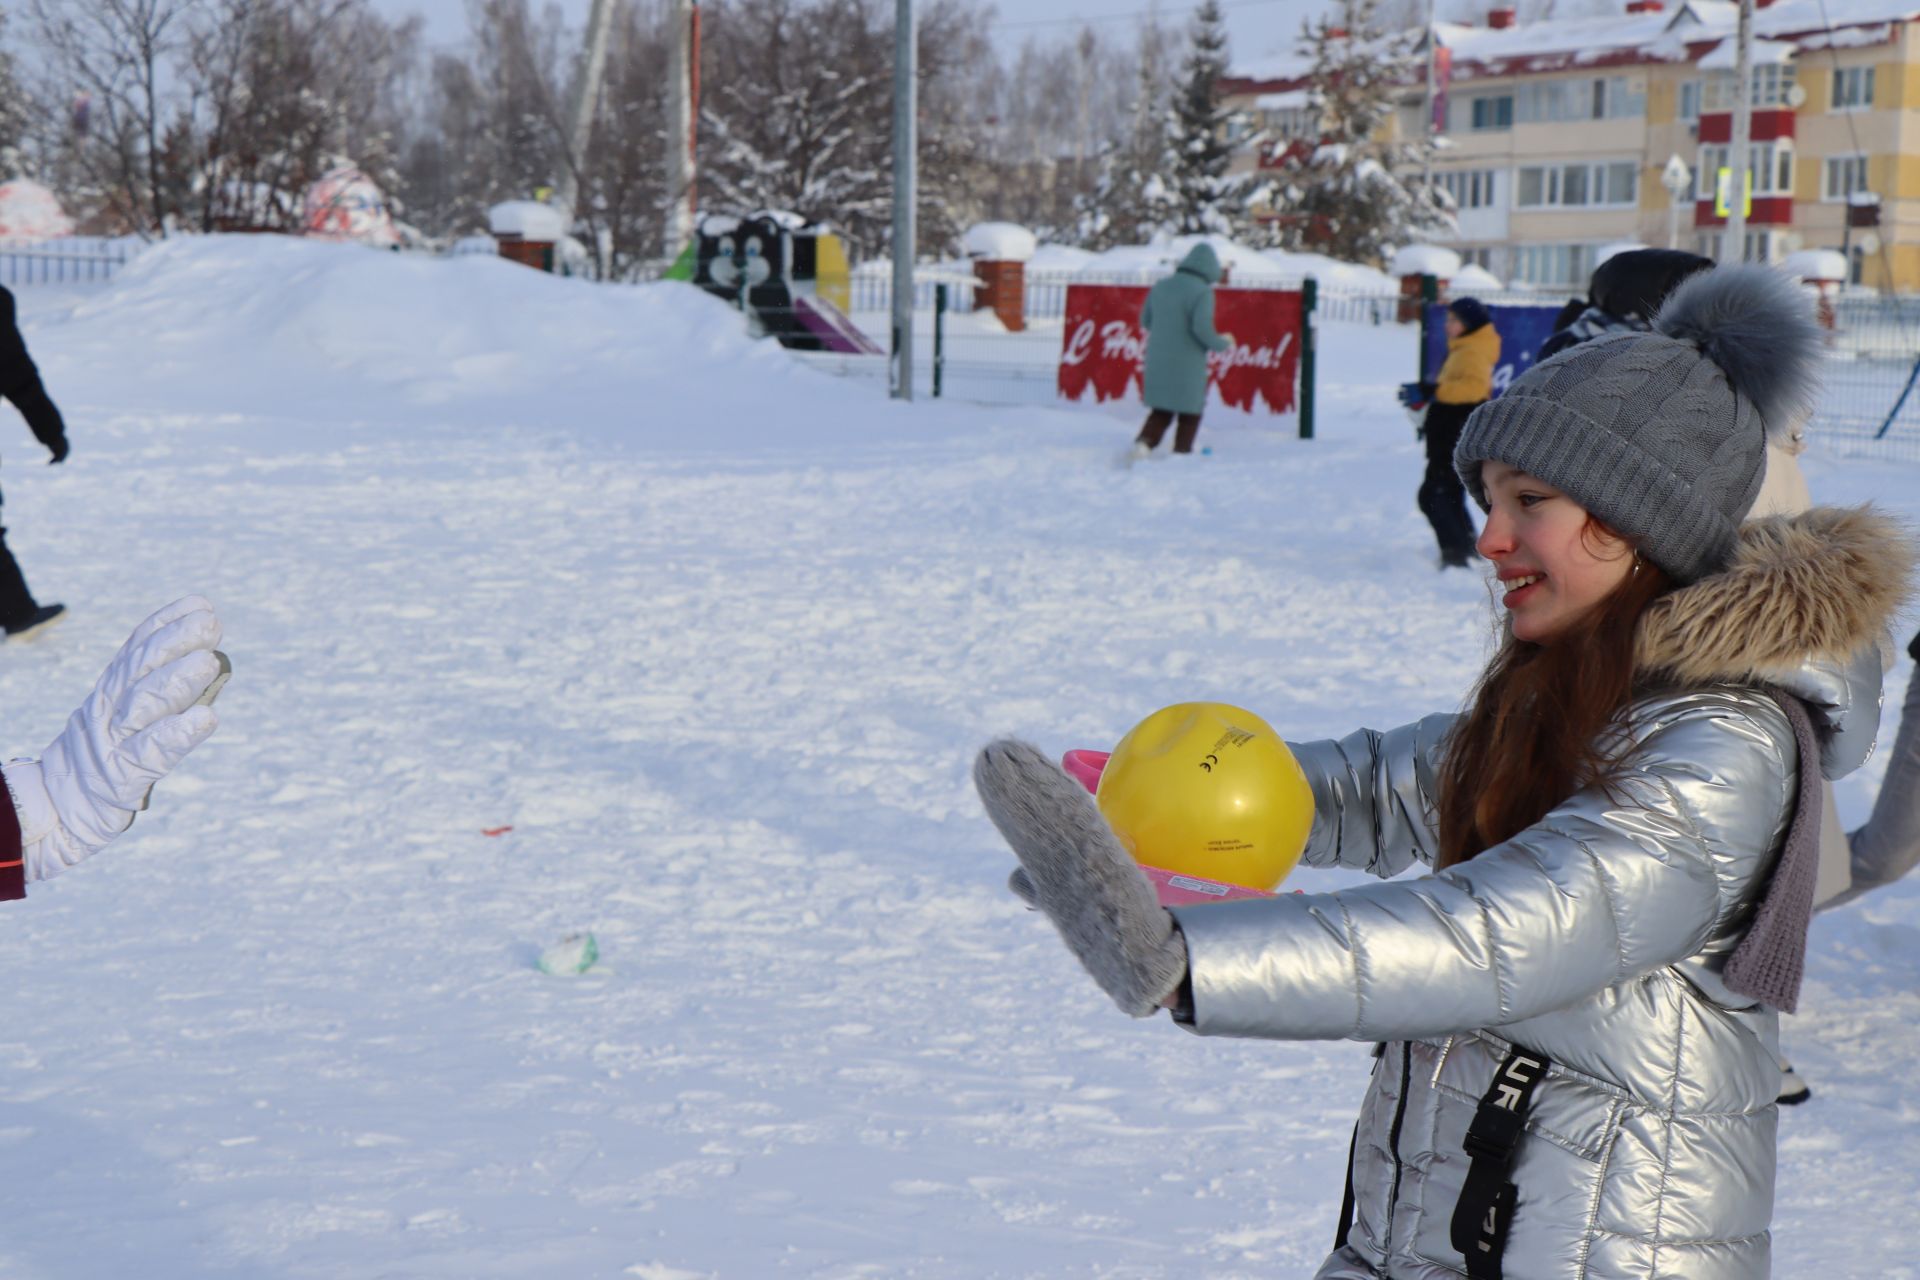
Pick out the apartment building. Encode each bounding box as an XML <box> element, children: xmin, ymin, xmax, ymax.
<box><xmin>1223</xmin><ymin>0</ymin><xmax>1920</xmax><ymax>292</ymax></box>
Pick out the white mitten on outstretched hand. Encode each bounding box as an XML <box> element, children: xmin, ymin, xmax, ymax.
<box><xmin>5</xmin><ymin>597</ymin><xmax>226</xmax><ymax>883</ymax></box>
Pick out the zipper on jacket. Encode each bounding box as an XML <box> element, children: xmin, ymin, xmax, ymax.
<box><xmin>1381</xmin><ymin>1040</ymin><xmax>1414</xmax><ymax>1262</ymax></box>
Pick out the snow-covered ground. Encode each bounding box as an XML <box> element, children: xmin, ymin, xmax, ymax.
<box><xmin>1</xmin><ymin>237</ymin><xmax>1915</xmax><ymax>1278</ymax></box>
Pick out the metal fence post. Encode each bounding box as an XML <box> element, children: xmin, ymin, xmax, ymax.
<box><xmin>933</xmin><ymin>283</ymin><xmax>947</xmax><ymax>399</ymax></box>
<box><xmin>1300</xmin><ymin>277</ymin><xmax>1317</xmax><ymax>440</ymax></box>
<box><xmin>1419</xmin><ymin>272</ymin><xmax>1439</xmax><ymax>384</ymax></box>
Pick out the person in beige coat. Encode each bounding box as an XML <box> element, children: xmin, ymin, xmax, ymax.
<box><xmin>1756</xmin><ymin>422</ymin><xmax>1920</xmax><ymax>1103</ymax></box>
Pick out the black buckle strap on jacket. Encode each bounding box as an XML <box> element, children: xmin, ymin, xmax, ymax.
<box><xmin>1334</xmin><ymin>1043</ymin><xmax>1389</xmax><ymax>1251</ymax></box>
<box><xmin>1450</xmin><ymin>1045</ymin><xmax>1553</xmax><ymax>1279</ymax></box>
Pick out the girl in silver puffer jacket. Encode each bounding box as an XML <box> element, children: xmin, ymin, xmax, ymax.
<box><xmin>975</xmin><ymin>267</ymin><xmax>1915</xmax><ymax>1279</ymax></box>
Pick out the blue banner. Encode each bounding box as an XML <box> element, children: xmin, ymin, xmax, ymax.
<box><xmin>1422</xmin><ymin>303</ymin><xmax>1569</xmax><ymax>398</ymax></box>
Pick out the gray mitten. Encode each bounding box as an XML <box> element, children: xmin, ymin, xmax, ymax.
<box><xmin>974</xmin><ymin>739</ymin><xmax>1188</xmax><ymax>1016</ymax></box>
<box><xmin>1008</xmin><ymin>866</ymin><xmax>1038</xmax><ymax>906</ymax></box>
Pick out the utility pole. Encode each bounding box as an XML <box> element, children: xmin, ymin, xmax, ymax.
<box><xmin>1720</xmin><ymin>0</ymin><xmax>1754</xmax><ymax>264</ymax></box>
<box><xmin>556</xmin><ymin>0</ymin><xmax>619</xmax><ymax>231</ymax></box>
<box><xmin>891</xmin><ymin>0</ymin><xmax>916</xmax><ymax>401</ymax></box>
<box><xmin>1422</xmin><ymin>0</ymin><xmax>1436</xmax><ymax>191</ymax></box>
<box><xmin>664</xmin><ymin>0</ymin><xmax>699</xmax><ymax>253</ymax></box>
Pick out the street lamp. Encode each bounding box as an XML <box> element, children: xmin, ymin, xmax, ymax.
<box><xmin>1661</xmin><ymin>154</ymin><xmax>1692</xmax><ymax>251</ymax></box>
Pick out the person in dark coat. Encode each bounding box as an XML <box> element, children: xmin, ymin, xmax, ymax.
<box><xmin>1415</xmin><ymin>297</ymin><xmax>1498</xmax><ymax>567</ymax></box>
<box><xmin>1537</xmin><ymin>248</ymin><xmax>1714</xmax><ymax>360</ymax></box>
<box><xmin>1130</xmin><ymin>243</ymin><xmax>1233</xmax><ymax>460</ymax></box>
<box><xmin>0</xmin><ymin>285</ymin><xmax>69</xmax><ymax>638</ymax></box>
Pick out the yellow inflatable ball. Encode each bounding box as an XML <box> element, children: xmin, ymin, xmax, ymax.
<box><xmin>1096</xmin><ymin>702</ymin><xmax>1314</xmax><ymax>891</ymax></box>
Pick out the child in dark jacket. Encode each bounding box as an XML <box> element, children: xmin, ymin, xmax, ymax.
<box><xmin>0</xmin><ymin>285</ymin><xmax>68</xmax><ymax>637</ymax></box>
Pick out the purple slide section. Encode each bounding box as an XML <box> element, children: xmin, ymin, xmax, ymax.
<box><xmin>794</xmin><ymin>294</ymin><xmax>884</xmax><ymax>355</ymax></box>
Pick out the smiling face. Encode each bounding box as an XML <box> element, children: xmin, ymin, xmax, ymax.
<box><xmin>1476</xmin><ymin>461</ymin><xmax>1637</xmax><ymax>643</ymax></box>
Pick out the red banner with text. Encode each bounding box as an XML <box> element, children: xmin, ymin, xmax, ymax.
<box><xmin>1056</xmin><ymin>284</ymin><xmax>1303</xmax><ymax>415</ymax></box>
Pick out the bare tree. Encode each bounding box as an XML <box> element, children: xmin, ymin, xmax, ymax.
<box><xmin>574</xmin><ymin>0</ymin><xmax>673</xmax><ymax>276</ymax></box>
<box><xmin>29</xmin><ymin>0</ymin><xmax>197</xmax><ymax>235</ymax></box>
<box><xmin>395</xmin><ymin>0</ymin><xmax>568</xmax><ymax>239</ymax></box>
<box><xmin>178</xmin><ymin>0</ymin><xmax>420</xmax><ymax>233</ymax></box>
<box><xmin>0</xmin><ymin>13</ymin><xmax>32</xmax><ymax>174</ymax></box>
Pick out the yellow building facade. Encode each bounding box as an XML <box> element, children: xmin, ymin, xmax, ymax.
<box><xmin>1225</xmin><ymin>2</ymin><xmax>1920</xmax><ymax>292</ymax></box>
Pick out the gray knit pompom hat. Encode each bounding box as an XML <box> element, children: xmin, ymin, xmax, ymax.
<box><xmin>1454</xmin><ymin>264</ymin><xmax>1823</xmax><ymax>583</ymax></box>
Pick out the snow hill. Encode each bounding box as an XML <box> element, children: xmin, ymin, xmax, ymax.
<box><xmin>0</xmin><ymin>236</ymin><xmax>1914</xmax><ymax>1277</ymax></box>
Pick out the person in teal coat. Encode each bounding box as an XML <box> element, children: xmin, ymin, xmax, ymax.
<box><xmin>1132</xmin><ymin>243</ymin><xmax>1234</xmax><ymax>459</ymax></box>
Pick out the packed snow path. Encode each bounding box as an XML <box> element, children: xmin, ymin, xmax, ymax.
<box><xmin>0</xmin><ymin>240</ymin><xmax>1914</xmax><ymax>1278</ymax></box>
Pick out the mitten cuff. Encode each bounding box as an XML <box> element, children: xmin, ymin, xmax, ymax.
<box><xmin>0</xmin><ymin>767</ymin><xmax>20</xmax><ymax>900</ymax></box>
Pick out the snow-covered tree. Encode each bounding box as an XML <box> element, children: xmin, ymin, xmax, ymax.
<box><xmin>1270</xmin><ymin>0</ymin><xmax>1451</xmax><ymax>264</ymax></box>
<box><xmin>0</xmin><ymin>13</ymin><xmax>30</xmax><ymax>174</ymax></box>
<box><xmin>1072</xmin><ymin>19</ymin><xmax>1180</xmax><ymax>249</ymax></box>
<box><xmin>697</xmin><ymin>0</ymin><xmax>991</xmax><ymax>258</ymax></box>
<box><xmin>1163</xmin><ymin>0</ymin><xmax>1259</xmax><ymax>237</ymax></box>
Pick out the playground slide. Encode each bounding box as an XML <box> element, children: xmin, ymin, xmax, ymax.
<box><xmin>793</xmin><ymin>294</ymin><xmax>884</xmax><ymax>355</ymax></box>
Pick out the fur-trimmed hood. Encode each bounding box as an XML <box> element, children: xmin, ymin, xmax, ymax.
<box><xmin>1635</xmin><ymin>504</ymin><xmax>1916</xmax><ymax>778</ymax></box>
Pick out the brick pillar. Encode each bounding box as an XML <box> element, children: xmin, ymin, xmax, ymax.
<box><xmin>1398</xmin><ymin>273</ymin><xmax>1447</xmax><ymax>324</ymax></box>
<box><xmin>494</xmin><ymin>235</ymin><xmax>555</xmax><ymax>272</ymax></box>
<box><xmin>972</xmin><ymin>259</ymin><xmax>1027</xmax><ymax>332</ymax></box>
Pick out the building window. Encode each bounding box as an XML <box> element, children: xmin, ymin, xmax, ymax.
<box><xmin>1704</xmin><ymin>63</ymin><xmax>1796</xmax><ymax>111</ymax></box>
<box><xmin>1439</xmin><ymin>168</ymin><xmax>1499</xmax><ymax>211</ymax></box>
<box><xmin>1515</xmin><ymin>76</ymin><xmax>1645</xmax><ymax>125</ymax></box>
<box><xmin>1831</xmin><ymin>65</ymin><xmax>1875</xmax><ymax>111</ymax></box>
<box><xmin>1515</xmin><ymin>161</ymin><xmax>1638</xmax><ymax>209</ymax></box>
<box><xmin>1693</xmin><ymin>230</ymin><xmax>1780</xmax><ymax>264</ymax></box>
<box><xmin>1464</xmin><ymin>95</ymin><xmax>1513</xmax><ymax>132</ymax></box>
<box><xmin>1460</xmin><ymin>247</ymin><xmax>1494</xmax><ymax>270</ymax></box>
<box><xmin>1678</xmin><ymin>79</ymin><xmax>1702</xmax><ymax>121</ymax></box>
<box><xmin>1264</xmin><ymin>106</ymin><xmax>1315</xmax><ymax>140</ymax></box>
<box><xmin>1512</xmin><ymin>243</ymin><xmax>1602</xmax><ymax>288</ymax></box>
<box><xmin>1823</xmin><ymin>154</ymin><xmax>1870</xmax><ymax>202</ymax></box>
<box><xmin>1697</xmin><ymin>143</ymin><xmax>1793</xmax><ymax>200</ymax></box>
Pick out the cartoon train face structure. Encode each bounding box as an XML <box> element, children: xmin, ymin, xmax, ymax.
<box><xmin>691</xmin><ymin>211</ymin><xmax>879</xmax><ymax>356</ymax></box>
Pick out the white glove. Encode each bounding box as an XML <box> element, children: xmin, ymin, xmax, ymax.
<box><xmin>5</xmin><ymin>597</ymin><xmax>226</xmax><ymax>883</ymax></box>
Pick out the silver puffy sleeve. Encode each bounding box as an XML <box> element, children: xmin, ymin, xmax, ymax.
<box><xmin>1288</xmin><ymin>712</ymin><xmax>1458</xmax><ymax>878</ymax></box>
<box><xmin>1174</xmin><ymin>691</ymin><xmax>1796</xmax><ymax>1043</ymax></box>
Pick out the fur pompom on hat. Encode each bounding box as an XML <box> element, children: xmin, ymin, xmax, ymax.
<box><xmin>1454</xmin><ymin>264</ymin><xmax>1825</xmax><ymax>584</ymax></box>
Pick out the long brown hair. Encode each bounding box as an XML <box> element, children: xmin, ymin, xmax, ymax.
<box><xmin>1434</xmin><ymin>524</ymin><xmax>1674</xmax><ymax>870</ymax></box>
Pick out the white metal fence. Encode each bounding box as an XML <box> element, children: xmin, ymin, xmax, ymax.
<box><xmin>0</xmin><ymin>237</ymin><xmax>137</xmax><ymax>286</ymax></box>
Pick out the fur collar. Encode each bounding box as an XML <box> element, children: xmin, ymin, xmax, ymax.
<box><xmin>1635</xmin><ymin>505</ymin><xmax>1915</xmax><ymax>685</ymax></box>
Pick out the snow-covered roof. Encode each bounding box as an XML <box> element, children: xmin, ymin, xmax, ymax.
<box><xmin>1071</xmin><ymin>236</ymin><xmax>1294</xmax><ymax>283</ymax></box>
<box><xmin>1254</xmin><ymin>90</ymin><xmax>1310</xmax><ymax>111</ymax></box>
<box><xmin>962</xmin><ymin>222</ymin><xmax>1038</xmax><ymax>263</ymax></box>
<box><xmin>1028</xmin><ymin>244</ymin><xmax>1095</xmax><ymax>273</ymax></box>
<box><xmin>1234</xmin><ymin>0</ymin><xmax>1919</xmax><ymax>86</ymax></box>
<box><xmin>1261</xmin><ymin>250</ymin><xmax>1398</xmax><ymax>291</ymax></box>
<box><xmin>1390</xmin><ymin>244</ymin><xmax>1462</xmax><ymax>278</ymax></box>
<box><xmin>1783</xmin><ymin>248</ymin><xmax>1847</xmax><ymax>280</ymax></box>
<box><xmin>1451</xmin><ymin>263</ymin><xmax>1503</xmax><ymax>292</ymax></box>
<box><xmin>1697</xmin><ymin>37</ymin><xmax>1795</xmax><ymax>70</ymax></box>
<box><xmin>0</xmin><ymin>178</ymin><xmax>74</xmax><ymax>240</ymax></box>
<box><xmin>489</xmin><ymin>201</ymin><xmax>566</xmax><ymax>241</ymax></box>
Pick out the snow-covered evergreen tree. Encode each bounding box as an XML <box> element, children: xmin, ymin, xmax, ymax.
<box><xmin>1163</xmin><ymin>0</ymin><xmax>1258</xmax><ymax>237</ymax></box>
<box><xmin>1072</xmin><ymin>20</ymin><xmax>1179</xmax><ymax>249</ymax></box>
<box><xmin>1271</xmin><ymin>0</ymin><xmax>1451</xmax><ymax>264</ymax></box>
